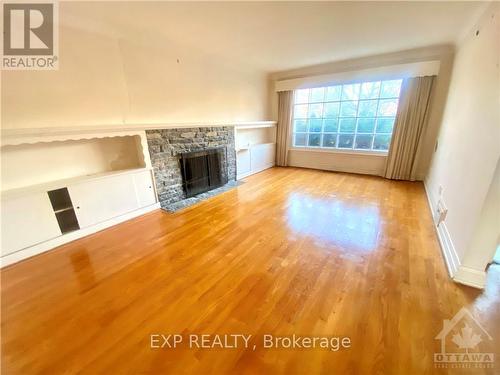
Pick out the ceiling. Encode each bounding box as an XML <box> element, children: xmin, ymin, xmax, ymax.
<box><xmin>62</xmin><ymin>1</ymin><xmax>487</xmax><ymax>73</ymax></box>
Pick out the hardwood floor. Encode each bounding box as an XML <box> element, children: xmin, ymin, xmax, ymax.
<box><xmin>1</xmin><ymin>167</ymin><xmax>499</xmax><ymax>374</ymax></box>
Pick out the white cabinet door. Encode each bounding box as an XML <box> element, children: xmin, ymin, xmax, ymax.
<box><xmin>1</xmin><ymin>192</ymin><xmax>61</xmax><ymax>256</ymax></box>
<box><xmin>68</xmin><ymin>174</ymin><xmax>139</xmax><ymax>228</ymax></box>
<box><xmin>251</xmin><ymin>144</ymin><xmax>275</xmax><ymax>172</ymax></box>
<box><xmin>236</xmin><ymin>149</ymin><xmax>251</xmax><ymax>178</ymax></box>
<box><xmin>133</xmin><ymin>170</ymin><xmax>157</xmax><ymax>207</ymax></box>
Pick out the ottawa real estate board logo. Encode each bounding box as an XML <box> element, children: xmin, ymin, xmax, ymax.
<box><xmin>2</xmin><ymin>1</ymin><xmax>58</xmax><ymax>69</ymax></box>
<box><xmin>434</xmin><ymin>307</ymin><xmax>495</xmax><ymax>369</ymax></box>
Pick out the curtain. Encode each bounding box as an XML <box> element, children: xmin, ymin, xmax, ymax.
<box><xmin>384</xmin><ymin>76</ymin><xmax>435</xmax><ymax>181</ymax></box>
<box><xmin>276</xmin><ymin>91</ymin><xmax>293</xmax><ymax>167</ymax></box>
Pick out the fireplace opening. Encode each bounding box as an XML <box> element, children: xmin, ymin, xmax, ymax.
<box><xmin>180</xmin><ymin>147</ymin><xmax>228</xmax><ymax>198</ymax></box>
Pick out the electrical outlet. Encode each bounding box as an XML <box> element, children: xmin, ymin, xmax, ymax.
<box><xmin>435</xmin><ymin>199</ymin><xmax>448</xmax><ymax>227</ymax></box>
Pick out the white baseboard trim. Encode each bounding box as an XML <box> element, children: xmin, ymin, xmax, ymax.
<box><xmin>453</xmin><ymin>266</ymin><xmax>487</xmax><ymax>289</ymax></box>
<box><xmin>1</xmin><ymin>203</ymin><xmax>160</xmax><ymax>268</ymax></box>
<box><xmin>423</xmin><ymin>181</ymin><xmax>486</xmax><ymax>290</ymax></box>
<box><xmin>423</xmin><ymin>180</ymin><xmax>460</xmax><ymax>277</ymax></box>
<box><xmin>436</xmin><ymin>221</ymin><xmax>460</xmax><ymax>277</ymax></box>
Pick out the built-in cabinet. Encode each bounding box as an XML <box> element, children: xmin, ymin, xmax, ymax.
<box><xmin>1</xmin><ymin>169</ymin><xmax>157</xmax><ymax>257</ymax></box>
<box><xmin>1</xmin><ymin>192</ymin><xmax>62</xmax><ymax>256</ymax></box>
<box><xmin>1</xmin><ymin>131</ymin><xmax>159</xmax><ymax>267</ymax></box>
<box><xmin>68</xmin><ymin>171</ymin><xmax>154</xmax><ymax>228</ymax></box>
<box><xmin>1</xmin><ymin>168</ymin><xmax>158</xmax><ymax>260</ymax></box>
<box><xmin>235</xmin><ymin>124</ymin><xmax>276</xmax><ymax>179</ymax></box>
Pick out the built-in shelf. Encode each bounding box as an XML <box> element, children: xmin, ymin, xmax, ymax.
<box><xmin>0</xmin><ymin>128</ymin><xmax>159</xmax><ymax>267</ymax></box>
<box><xmin>234</xmin><ymin>122</ymin><xmax>277</xmax><ymax>130</ymax></box>
<box><xmin>54</xmin><ymin>207</ymin><xmax>74</xmax><ymax>214</ymax></box>
<box><xmin>1</xmin><ymin>121</ymin><xmax>277</xmax><ymax>146</ymax></box>
<box><xmin>235</xmin><ymin>124</ymin><xmax>276</xmax><ymax>180</ymax></box>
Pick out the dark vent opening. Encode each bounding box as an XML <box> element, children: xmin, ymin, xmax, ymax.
<box><xmin>48</xmin><ymin>188</ymin><xmax>80</xmax><ymax>234</ymax></box>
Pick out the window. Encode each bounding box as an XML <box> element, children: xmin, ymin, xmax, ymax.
<box><xmin>292</xmin><ymin>79</ymin><xmax>402</xmax><ymax>151</ymax></box>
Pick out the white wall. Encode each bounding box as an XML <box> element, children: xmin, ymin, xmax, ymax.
<box><xmin>463</xmin><ymin>159</ymin><xmax>500</xmax><ymax>271</ymax></box>
<box><xmin>287</xmin><ymin>150</ymin><xmax>387</xmax><ymax>176</ymax></box>
<box><xmin>425</xmin><ymin>4</ymin><xmax>499</xmax><ymax>287</ymax></box>
<box><xmin>270</xmin><ymin>45</ymin><xmax>455</xmax><ymax>179</ymax></box>
<box><xmin>1</xmin><ymin>6</ymin><xmax>270</xmax><ymax>130</ymax></box>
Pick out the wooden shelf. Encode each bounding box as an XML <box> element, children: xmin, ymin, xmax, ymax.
<box><xmin>53</xmin><ymin>207</ymin><xmax>74</xmax><ymax>214</ymax></box>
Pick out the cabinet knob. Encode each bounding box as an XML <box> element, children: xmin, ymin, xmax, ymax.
<box><xmin>76</xmin><ymin>206</ymin><xmax>80</xmax><ymax>209</ymax></box>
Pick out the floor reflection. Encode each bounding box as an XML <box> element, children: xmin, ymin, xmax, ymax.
<box><xmin>286</xmin><ymin>192</ymin><xmax>381</xmax><ymax>251</ymax></box>
<box><xmin>70</xmin><ymin>249</ymin><xmax>97</xmax><ymax>293</ymax></box>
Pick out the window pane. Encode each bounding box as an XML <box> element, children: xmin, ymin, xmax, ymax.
<box><xmin>373</xmin><ymin>134</ymin><xmax>391</xmax><ymax>150</ymax></box>
<box><xmin>340</xmin><ymin>101</ymin><xmax>358</xmax><ymax>117</ymax></box>
<box><xmin>310</xmin><ymin>87</ymin><xmax>325</xmax><ymax>102</ymax></box>
<box><xmin>355</xmin><ymin>134</ymin><xmax>373</xmax><ymax>150</ymax></box>
<box><xmin>339</xmin><ymin>118</ymin><xmax>356</xmax><ymax>133</ymax></box>
<box><xmin>323</xmin><ymin>102</ymin><xmax>340</xmax><ymax>118</ymax></box>
<box><xmin>323</xmin><ymin>118</ymin><xmax>338</xmax><ymax>132</ymax></box>
<box><xmin>378</xmin><ymin>99</ymin><xmax>398</xmax><ymax>116</ymax></box>
<box><xmin>295</xmin><ymin>89</ymin><xmax>309</xmax><ymax>104</ymax></box>
<box><xmin>338</xmin><ymin>134</ymin><xmax>354</xmax><ymax>148</ymax></box>
<box><xmin>294</xmin><ymin>119</ymin><xmax>307</xmax><ymax>132</ymax></box>
<box><xmin>376</xmin><ymin>117</ymin><xmax>395</xmax><ymax>133</ymax></box>
<box><xmin>360</xmin><ymin>81</ymin><xmax>381</xmax><ymax>99</ymax></box>
<box><xmin>325</xmin><ymin>86</ymin><xmax>341</xmax><ymax>101</ymax></box>
<box><xmin>294</xmin><ymin>133</ymin><xmax>307</xmax><ymax>146</ymax></box>
<box><xmin>380</xmin><ymin>80</ymin><xmax>402</xmax><ymax>98</ymax></box>
<box><xmin>308</xmin><ymin>133</ymin><xmax>321</xmax><ymax>147</ymax></box>
<box><xmin>357</xmin><ymin>100</ymin><xmax>378</xmax><ymax>117</ymax></box>
<box><xmin>294</xmin><ymin>104</ymin><xmax>308</xmax><ymax>118</ymax></box>
<box><xmin>357</xmin><ymin>118</ymin><xmax>376</xmax><ymax>133</ymax></box>
<box><xmin>308</xmin><ymin>103</ymin><xmax>323</xmax><ymax>118</ymax></box>
<box><xmin>309</xmin><ymin>119</ymin><xmax>322</xmax><ymax>132</ymax></box>
<box><xmin>341</xmin><ymin>84</ymin><xmax>360</xmax><ymax>100</ymax></box>
<box><xmin>294</xmin><ymin>79</ymin><xmax>401</xmax><ymax>151</ymax></box>
<box><xmin>322</xmin><ymin>134</ymin><xmax>337</xmax><ymax>148</ymax></box>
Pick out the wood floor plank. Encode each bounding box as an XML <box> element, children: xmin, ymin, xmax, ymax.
<box><xmin>1</xmin><ymin>167</ymin><xmax>498</xmax><ymax>374</ymax></box>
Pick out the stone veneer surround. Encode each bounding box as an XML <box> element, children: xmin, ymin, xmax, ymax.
<box><xmin>146</xmin><ymin>127</ymin><xmax>236</xmax><ymax>207</ymax></box>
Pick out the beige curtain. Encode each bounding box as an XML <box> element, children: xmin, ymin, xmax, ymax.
<box><xmin>276</xmin><ymin>91</ymin><xmax>293</xmax><ymax>166</ymax></box>
<box><xmin>384</xmin><ymin>76</ymin><xmax>435</xmax><ymax>181</ymax></box>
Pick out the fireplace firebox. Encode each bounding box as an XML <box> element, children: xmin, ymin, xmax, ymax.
<box><xmin>179</xmin><ymin>147</ymin><xmax>227</xmax><ymax>198</ymax></box>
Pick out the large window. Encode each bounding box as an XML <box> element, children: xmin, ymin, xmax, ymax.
<box><xmin>292</xmin><ymin>79</ymin><xmax>402</xmax><ymax>151</ymax></box>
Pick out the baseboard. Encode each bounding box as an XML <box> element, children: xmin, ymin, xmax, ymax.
<box><xmin>423</xmin><ymin>180</ymin><xmax>460</xmax><ymax>277</ymax></box>
<box><xmin>0</xmin><ymin>203</ymin><xmax>161</xmax><ymax>268</ymax></box>
<box><xmin>453</xmin><ymin>266</ymin><xmax>487</xmax><ymax>289</ymax></box>
<box><xmin>436</xmin><ymin>221</ymin><xmax>460</xmax><ymax>277</ymax></box>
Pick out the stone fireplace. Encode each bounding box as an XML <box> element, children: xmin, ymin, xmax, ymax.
<box><xmin>146</xmin><ymin>127</ymin><xmax>236</xmax><ymax>208</ymax></box>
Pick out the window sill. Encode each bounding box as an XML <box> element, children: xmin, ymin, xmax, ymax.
<box><xmin>288</xmin><ymin>147</ymin><xmax>388</xmax><ymax>157</ymax></box>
